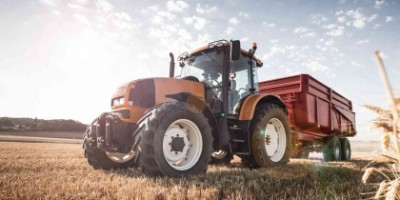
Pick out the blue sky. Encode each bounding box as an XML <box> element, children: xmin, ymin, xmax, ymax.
<box><xmin>0</xmin><ymin>0</ymin><xmax>399</xmax><ymax>140</ymax></box>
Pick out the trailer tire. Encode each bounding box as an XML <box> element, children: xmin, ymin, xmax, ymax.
<box><xmin>340</xmin><ymin>138</ymin><xmax>351</xmax><ymax>160</ymax></box>
<box><xmin>323</xmin><ymin>136</ymin><xmax>341</xmax><ymax>162</ymax></box>
<box><xmin>241</xmin><ymin>104</ymin><xmax>291</xmax><ymax>168</ymax></box>
<box><xmin>139</xmin><ymin>101</ymin><xmax>213</xmax><ymax>177</ymax></box>
<box><xmin>210</xmin><ymin>151</ymin><xmax>233</xmax><ymax>165</ymax></box>
<box><xmin>83</xmin><ymin>134</ymin><xmax>136</xmax><ymax>170</ymax></box>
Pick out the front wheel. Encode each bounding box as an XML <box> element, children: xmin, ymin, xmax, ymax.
<box><xmin>139</xmin><ymin>101</ymin><xmax>213</xmax><ymax>177</ymax></box>
<box><xmin>242</xmin><ymin>104</ymin><xmax>291</xmax><ymax>168</ymax></box>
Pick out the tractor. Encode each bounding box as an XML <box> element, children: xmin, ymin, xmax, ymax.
<box><xmin>83</xmin><ymin>39</ymin><xmax>291</xmax><ymax>177</ymax></box>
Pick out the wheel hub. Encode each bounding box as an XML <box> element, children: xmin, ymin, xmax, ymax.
<box><xmin>170</xmin><ymin>136</ymin><xmax>185</xmax><ymax>152</ymax></box>
<box><xmin>163</xmin><ymin>126</ymin><xmax>191</xmax><ymax>163</ymax></box>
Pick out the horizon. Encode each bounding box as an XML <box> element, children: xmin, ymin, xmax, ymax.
<box><xmin>1</xmin><ymin>0</ymin><xmax>399</xmax><ymax>141</ymax></box>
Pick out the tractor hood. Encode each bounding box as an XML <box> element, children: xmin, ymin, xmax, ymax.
<box><xmin>112</xmin><ymin>77</ymin><xmax>205</xmax><ymax>110</ymax></box>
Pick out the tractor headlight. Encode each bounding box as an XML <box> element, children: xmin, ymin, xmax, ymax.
<box><xmin>112</xmin><ymin>97</ymin><xmax>125</xmax><ymax>106</ymax></box>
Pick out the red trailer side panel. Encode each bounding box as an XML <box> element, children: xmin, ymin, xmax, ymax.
<box><xmin>259</xmin><ymin>74</ymin><xmax>356</xmax><ymax>142</ymax></box>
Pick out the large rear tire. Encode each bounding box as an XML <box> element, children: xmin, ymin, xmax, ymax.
<box><xmin>241</xmin><ymin>104</ymin><xmax>291</xmax><ymax>168</ymax></box>
<box><xmin>83</xmin><ymin>128</ymin><xmax>137</xmax><ymax>170</ymax></box>
<box><xmin>139</xmin><ymin>101</ymin><xmax>213</xmax><ymax>177</ymax></box>
<box><xmin>340</xmin><ymin>138</ymin><xmax>351</xmax><ymax>160</ymax></box>
<box><xmin>323</xmin><ymin>136</ymin><xmax>341</xmax><ymax>162</ymax></box>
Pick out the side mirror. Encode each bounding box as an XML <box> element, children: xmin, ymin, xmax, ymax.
<box><xmin>230</xmin><ymin>40</ymin><xmax>241</xmax><ymax>61</ymax></box>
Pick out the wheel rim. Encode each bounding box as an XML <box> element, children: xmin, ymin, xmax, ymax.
<box><xmin>163</xmin><ymin>119</ymin><xmax>203</xmax><ymax>171</ymax></box>
<box><xmin>264</xmin><ymin>118</ymin><xmax>287</xmax><ymax>162</ymax></box>
<box><xmin>211</xmin><ymin>150</ymin><xmax>227</xmax><ymax>159</ymax></box>
<box><xmin>105</xmin><ymin>150</ymin><xmax>136</xmax><ymax>163</ymax></box>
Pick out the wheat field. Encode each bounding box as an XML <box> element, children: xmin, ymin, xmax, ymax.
<box><xmin>0</xmin><ymin>141</ymin><xmax>388</xmax><ymax>199</ymax></box>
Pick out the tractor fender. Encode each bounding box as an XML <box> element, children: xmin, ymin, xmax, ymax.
<box><xmin>165</xmin><ymin>92</ymin><xmax>220</xmax><ymax>149</ymax></box>
<box><xmin>239</xmin><ymin>93</ymin><xmax>287</xmax><ymax>120</ymax></box>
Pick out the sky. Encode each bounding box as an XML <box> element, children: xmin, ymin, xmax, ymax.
<box><xmin>0</xmin><ymin>0</ymin><xmax>399</xmax><ymax>141</ymax></box>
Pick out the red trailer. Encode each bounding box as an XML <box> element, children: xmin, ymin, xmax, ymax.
<box><xmin>259</xmin><ymin>74</ymin><xmax>356</xmax><ymax>160</ymax></box>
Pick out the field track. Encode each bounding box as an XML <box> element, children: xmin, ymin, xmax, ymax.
<box><xmin>0</xmin><ymin>135</ymin><xmax>388</xmax><ymax>199</ymax></box>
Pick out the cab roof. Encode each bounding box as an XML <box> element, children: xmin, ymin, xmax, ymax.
<box><xmin>189</xmin><ymin>44</ymin><xmax>263</xmax><ymax>67</ymax></box>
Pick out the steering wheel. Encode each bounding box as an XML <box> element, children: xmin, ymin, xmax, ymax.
<box><xmin>204</xmin><ymin>78</ymin><xmax>221</xmax><ymax>88</ymax></box>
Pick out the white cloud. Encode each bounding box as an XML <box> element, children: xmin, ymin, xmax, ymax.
<box><xmin>335</xmin><ymin>10</ymin><xmax>344</xmax><ymax>15</ymax></box>
<box><xmin>39</xmin><ymin>0</ymin><xmax>58</xmax><ymax>7</ymax></box>
<box><xmin>293</xmin><ymin>26</ymin><xmax>316</xmax><ymax>38</ymax></box>
<box><xmin>76</xmin><ymin>0</ymin><xmax>87</xmax><ymax>4</ymax></box>
<box><xmin>195</xmin><ymin>4</ymin><xmax>217</xmax><ymax>14</ymax></box>
<box><xmin>183</xmin><ymin>16</ymin><xmax>206</xmax><ymax>30</ymax></box>
<box><xmin>345</xmin><ymin>9</ymin><xmax>378</xmax><ymax>29</ymax></box>
<box><xmin>303</xmin><ymin>32</ymin><xmax>316</xmax><ymax>37</ymax></box>
<box><xmin>151</xmin><ymin>10</ymin><xmax>176</xmax><ymax>24</ymax></box>
<box><xmin>262</xmin><ymin>21</ymin><xmax>276</xmax><ymax>28</ymax></box>
<box><xmin>239</xmin><ymin>12</ymin><xmax>249</xmax><ymax>18</ymax></box>
<box><xmin>352</xmin><ymin>19</ymin><xmax>366</xmax><ymax>29</ymax></box>
<box><xmin>52</xmin><ymin>10</ymin><xmax>61</xmax><ymax>16</ymax></box>
<box><xmin>225</xmin><ymin>27</ymin><xmax>234</xmax><ymax>35</ymax></box>
<box><xmin>302</xmin><ymin>61</ymin><xmax>329</xmax><ymax>72</ymax></box>
<box><xmin>262</xmin><ymin>46</ymin><xmax>286</xmax><ymax>60</ymax></box>
<box><xmin>374</xmin><ymin>0</ymin><xmax>384</xmax><ymax>9</ymax></box>
<box><xmin>167</xmin><ymin>1</ymin><xmax>189</xmax><ymax>12</ymax></box>
<box><xmin>311</xmin><ymin>14</ymin><xmax>328</xmax><ymax>25</ymax></box>
<box><xmin>356</xmin><ymin>39</ymin><xmax>370</xmax><ymax>44</ymax></box>
<box><xmin>337</xmin><ymin>16</ymin><xmax>346</xmax><ymax>23</ymax></box>
<box><xmin>73</xmin><ymin>13</ymin><xmax>90</xmax><ymax>25</ymax></box>
<box><xmin>68</xmin><ymin>3</ymin><xmax>85</xmax><ymax>11</ymax></box>
<box><xmin>113</xmin><ymin>12</ymin><xmax>139</xmax><ymax>30</ymax></box>
<box><xmin>324</xmin><ymin>39</ymin><xmax>334</xmax><ymax>46</ymax></box>
<box><xmin>178</xmin><ymin>29</ymin><xmax>192</xmax><ymax>41</ymax></box>
<box><xmin>269</xmin><ymin>39</ymin><xmax>279</xmax><ymax>43</ymax></box>
<box><xmin>96</xmin><ymin>0</ymin><xmax>113</xmax><ymax>12</ymax></box>
<box><xmin>241</xmin><ymin>37</ymin><xmax>249</xmax><ymax>42</ymax></box>
<box><xmin>323</xmin><ymin>24</ymin><xmax>344</xmax><ymax>36</ymax></box>
<box><xmin>386</xmin><ymin>16</ymin><xmax>394</xmax><ymax>22</ymax></box>
<box><xmin>293</xmin><ymin>27</ymin><xmax>308</xmax><ymax>34</ymax></box>
<box><xmin>373</xmin><ymin>24</ymin><xmax>381</xmax><ymax>29</ymax></box>
<box><xmin>141</xmin><ymin>5</ymin><xmax>159</xmax><ymax>13</ymax></box>
<box><xmin>229</xmin><ymin>17</ymin><xmax>241</xmax><ymax>25</ymax></box>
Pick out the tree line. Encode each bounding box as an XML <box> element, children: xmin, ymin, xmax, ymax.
<box><xmin>0</xmin><ymin>117</ymin><xmax>87</xmax><ymax>132</ymax></box>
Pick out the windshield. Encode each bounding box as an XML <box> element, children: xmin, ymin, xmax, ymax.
<box><xmin>181</xmin><ymin>50</ymin><xmax>224</xmax><ymax>84</ymax></box>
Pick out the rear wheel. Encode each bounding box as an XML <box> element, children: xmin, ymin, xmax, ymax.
<box><xmin>323</xmin><ymin>136</ymin><xmax>341</xmax><ymax>162</ymax></box>
<box><xmin>339</xmin><ymin>138</ymin><xmax>351</xmax><ymax>160</ymax></box>
<box><xmin>241</xmin><ymin>104</ymin><xmax>291</xmax><ymax>168</ymax></box>
<box><xmin>139</xmin><ymin>101</ymin><xmax>213</xmax><ymax>177</ymax></box>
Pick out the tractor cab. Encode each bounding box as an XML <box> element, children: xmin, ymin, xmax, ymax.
<box><xmin>177</xmin><ymin>40</ymin><xmax>263</xmax><ymax>117</ymax></box>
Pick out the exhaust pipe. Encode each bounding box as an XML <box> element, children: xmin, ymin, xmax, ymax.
<box><xmin>169</xmin><ymin>52</ymin><xmax>175</xmax><ymax>78</ymax></box>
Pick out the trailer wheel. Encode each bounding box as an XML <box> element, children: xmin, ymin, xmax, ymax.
<box><xmin>210</xmin><ymin>150</ymin><xmax>233</xmax><ymax>165</ymax></box>
<box><xmin>323</xmin><ymin>136</ymin><xmax>341</xmax><ymax>162</ymax></box>
<box><xmin>139</xmin><ymin>101</ymin><xmax>213</xmax><ymax>177</ymax></box>
<box><xmin>339</xmin><ymin>138</ymin><xmax>351</xmax><ymax>160</ymax></box>
<box><xmin>83</xmin><ymin>130</ymin><xmax>137</xmax><ymax>169</ymax></box>
<box><xmin>242</xmin><ymin>104</ymin><xmax>291</xmax><ymax>168</ymax></box>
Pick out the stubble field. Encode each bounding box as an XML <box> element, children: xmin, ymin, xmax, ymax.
<box><xmin>0</xmin><ymin>140</ymin><xmax>389</xmax><ymax>199</ymax></box>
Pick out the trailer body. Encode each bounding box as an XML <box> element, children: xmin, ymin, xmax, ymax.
<box><xmin>259</xmin><ymin>74</ymin><xmax>356</xmax><ymax>142</ymax></box>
